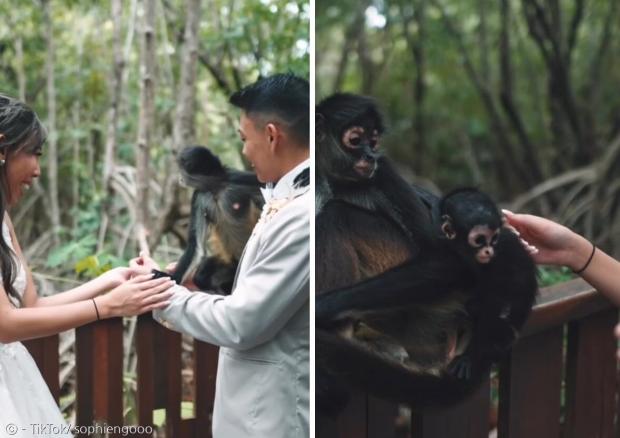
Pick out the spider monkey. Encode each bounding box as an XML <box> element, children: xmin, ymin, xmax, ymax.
<box><xmin>315</xmin><ymin>93</ymin><xmax>467</xmax><ymax>414</ymax></box>
<box><xmin>317</xmin><ymin>187</ymin><xmax>538</xmax><ymax>403</ymax></box>
<box><xmin>315</xmin><ymin>93</ymin><xmax>538</xmax><ymax>413</ymax></box>
<box><xmin>439</xmin><ymin>189</ymin><xmax>538</xmax><ymax>379</ymax></box>
<box><xmin>171</xmin><ymin>146</ymin><xmax>264</xmax><ymax>294</ymax></box>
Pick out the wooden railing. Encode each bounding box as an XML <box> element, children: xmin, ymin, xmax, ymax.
<box><xmin>24</xmin><ymin>314</ymin><xmax>218</xmax><ymax>438</ymax></box>
<box><xmin>318</xmin><ymin>279</ymin><xmax>619</xmax><ymax>438</ymax></box>
<box><xmin>26</xmin><ymin>279</ymin><xmax>619</xmax><ymax>437</ymax></box>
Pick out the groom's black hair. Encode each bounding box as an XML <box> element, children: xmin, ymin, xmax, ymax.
<box><xmin>229</xmin><ymin>73</ymin><xmax>309</xmax><ymax>147</ymax></box>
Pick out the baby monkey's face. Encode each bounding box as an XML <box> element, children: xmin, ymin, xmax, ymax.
<box><xmin>467</xmin><ymin>225</ymin><xmax>500</xmax><ymax>264</ymax></box>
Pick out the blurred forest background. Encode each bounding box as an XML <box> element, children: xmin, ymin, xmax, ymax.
<box><xmin>317</xmin><ymin>0</ymin><xmax>620</xmax><ymax>266</ymax></box>
<box><xmin>0</xmin><ymin>0</ymin><xmax>308</xmax><ymax>424</ymax></box>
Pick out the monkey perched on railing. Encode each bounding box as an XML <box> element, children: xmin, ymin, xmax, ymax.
<box><xmin>170</xmin><ymin>145</ymin><xmax>264</xmax><ymax>294</ymax></box>
<box><xmin>315</xmin><ymin>93</ymin><xmax>538</xmax><ymax>413</ymax></box>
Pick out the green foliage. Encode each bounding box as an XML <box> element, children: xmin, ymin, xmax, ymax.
<box><xmin>0</xmin><ymin>0</ymin><xmax>308</xmax><ymax>270</ymax></box>
<box><xmin>537</xmin><ymin>266</ymin><xmax>575</xmax><ymax>288</ymax></box>
<box><xmin>45</xmin><ymin>234</ymin><xmax>124</xmax><ymax>279</ymax></box>
<box><xmin>317</xmin><ymin>0</ymin><xmax>620</xmax><ymax>201</ymax></box>
<box><xmin>46</xmin><ymin>234</ymin><xmax>98</xmax><ymax>269</ymax></box>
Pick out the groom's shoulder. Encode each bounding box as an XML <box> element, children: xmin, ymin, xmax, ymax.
<box><xmin>267</xmin><ymin>191</ymin><xmax>310</xmax><ymax>232</ymax></box>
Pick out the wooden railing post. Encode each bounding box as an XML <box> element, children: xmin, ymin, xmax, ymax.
<box><xmin>76</xmin><ymin>319</ymin><xmax>124</xmax><ymax>437</ymax></box>
<box><xmin>194</xmin><ymin>341</ymin><xmax>218</xmax><ymax>437</ymax></box>
<box><xmin>24</xmin><ymin>334</ymin><xmax>60</xmax><ymax>401</ymax></box>
<box><xmin>498</xmin><ymin>327</ymin><xmax>564</xmax><ymax>438</ymax></box>
<box><xmin>412</xmin><ymin>378</ymin><xmax>490</xmax><ymax>438</ymax></box>
<box><xmin>137</xmin><ymin>313</ymin><xmax>156</xmax><ymax>433</ymax></box>
<box><xmin>93</xmin><ymin>318</ymin><xmax>124</xmax><ymax>432</ymax></box>
<box><xmin>564</xmin><ymin>309</ymin><xmax>618</xmax><ymax>438</ymax></box>
<box><xmin>76</xmin><ymin>323</ymin><xmax>95</xmax><ymax>429</ymax></box>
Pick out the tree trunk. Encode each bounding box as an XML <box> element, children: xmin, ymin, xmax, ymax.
<box><xmin>149</xmin><ymin>0</ymin><xmax>203</xmax><ymax>251</ymax></box>
<box><xmin>99</xmin><ymin>0</ymin><xmax>126</xmax><ymax>252</ymax></box>
<box><xmin>405</xmin><ymin>0</ymin><xmax>427</xmax><ymax>174</ymax></box>
<box><xmin>173</xmin><ymin>0</ymin><xmax>201</xmax><ymax>153</ymax></box>
<box><xmin>332</xmin><ymin>2</ymin><xmax>369</xmax><ymax>93</ymax></box>
<box><xmin>499</xmin><ymin>0</ymin><xmax>544</xmax><ymax>184</ymax></box>
<box><xmin>433</xmin><ymin>0</ymin><xmax>532</xmax><ymax>191</ymax></box>
<box><xmin>14</xmin><ymin>36</ymin><xmax>26</xmax><ymax>102</ymax></box>
<box><xmin>43</xmin><ymin>0</ymin><xmax>60</xmax><ymax>244</ymax></box>
<box><xmin>477</xmin><ymin>0</ymin><xmax>490</xmax><ymax>84</ymax></box>
<box><xmin>135</xmin><ymin>0</ymin><xmax>157</xmax><ymax>253</ymax></box>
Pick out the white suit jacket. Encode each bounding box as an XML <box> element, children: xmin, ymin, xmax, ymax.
<box><xmin>154</xmin><ymin>159</ymin><xmax>310</xmax><ymax>438</ymax></box>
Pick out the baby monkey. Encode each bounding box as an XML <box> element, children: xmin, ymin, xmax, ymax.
<box><xmin>438</xmin><ymin>188</ymin><xmax>538</xmax><ymax>379</ymax></box>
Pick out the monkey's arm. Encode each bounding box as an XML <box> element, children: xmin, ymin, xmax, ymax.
<box><xmin>373</xmin><ymin>158</ymin><xmax>435</xmax><ymax>245</ymax></box>
<box><xmin>154</xmin><ymin>199</ymin><xmax>308</xmax><ymax>349</ymax></box>
<box><xmin>316</xmin><ymin>252</ymin><xmax>468</xmax><ymax>323</ymax></box>
<box><xmin>192</xmin><ymin>257</ymin><xmax>237</xmax><ymax>294</ymax></box>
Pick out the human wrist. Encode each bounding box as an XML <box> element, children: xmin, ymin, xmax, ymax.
<box><xmin>565</xmin><ymin>232</ymin><xmax>594</xmax><ymax>272</ymax></box>
<box><xmin>94</xmin><ymin>295</ymin><xmax>112</xmax><ymax>319</ymax></box>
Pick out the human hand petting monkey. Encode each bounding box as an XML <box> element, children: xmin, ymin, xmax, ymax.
<box><xmin>504</xmin><ymin>211</ymin><xmax>620</xmax><ymax>360</ymax></box>
<box><xmin>502</xmin><ymin>210</ymin><xmax>593</xmax><ymax>271</ymax></box>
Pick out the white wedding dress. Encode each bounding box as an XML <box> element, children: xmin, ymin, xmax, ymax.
<box><xmin>0</xmin><ymin>223</ymin><xmax>72</xmax><ymax>437</ymax></box>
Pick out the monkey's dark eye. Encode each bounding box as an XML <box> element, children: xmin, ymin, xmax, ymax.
<box><xmin>491</xmin><ymin>232</ymin><xmax>499</xmax><ymax>246</ymax></box>
<box><xmin>342</xmin><ymin>126</ymin><xmax>365</xmax><ymax>149</ymax></box>
<box><xmin>350</xmin><ymin>136</ymin><xmax>361</xmax><ymax>146</ymax></box>
<box><xmin>474</xmin><ymin>235</ymin><xmax>486</xmax><ymax>247</ymax></box>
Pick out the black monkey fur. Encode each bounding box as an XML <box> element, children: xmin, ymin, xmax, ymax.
<box><xmin>316</xmin><ymin>188</ymin><xmax>538</xmax><ymax>406</ymax></box>
<box><xmin>315</xmin><ymin>93</ymin><xmax>538</xmax><ymax>414</ymax></box>
<box><xmin>172</xmin><ymin>146</ymin><xmax>264</xmax><ymax>294</ymax></box>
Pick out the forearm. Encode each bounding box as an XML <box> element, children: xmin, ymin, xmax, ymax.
<box><xmin>33</xmin><ymin>275</ymin><xmax>112</xmax><ymax>307</ymax></box>
<box><xmin>580</xmin><ymin>247</ymin><xmax>620</xmax><ymax>306</ymax></box>
<box><xmin>0</xmin><ymin>299</ymin><xmax>99</xmax><ymax>343</ymax></box>
<box><xmin>155</xmin><ymin>277</ymin><xmax>308</xmax><ymax>349</ymax></box>
<box><xmin>562</xmin><ymin>231</ymin><xmax>620</xmax><ymax>304</ymax></box>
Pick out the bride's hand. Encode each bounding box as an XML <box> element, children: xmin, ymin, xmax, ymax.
<box><xmin>98</xmin><ymin>267</ymin><xmax>134</xmax><ymax>290</ymax></box>
<box><xmin>96</xmin><ymin>274</ymin><xmax>175</xmax><ymax>318</ymax></box>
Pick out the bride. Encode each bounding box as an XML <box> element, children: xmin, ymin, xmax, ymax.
<box><xmin>0</xmin><ymin>95</ymin><xmax>174</xmax><ymax>437</ymax></box>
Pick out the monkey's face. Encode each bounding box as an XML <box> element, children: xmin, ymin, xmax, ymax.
<box><xmin>441</xmin><ymin>216</ymin><xmax>500</xmax><ymax>264</ymax></box>
<box><xmin>341</xmin><ymin>122</ymin><xmax>380</xmax><ymax>179</ymax></box>
<box><xmin>467</xmin><ymin>225</ymin><xmax>500</xmax><ymax>264</ymax></box>
<box><xmin>316</xmin><ymin>94</ymin><xmax>385</xmax><ymax>183</ymax></box>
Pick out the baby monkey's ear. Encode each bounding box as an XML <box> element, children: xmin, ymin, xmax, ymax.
<box><xmin>441</xmin><ymin>214</ymin><xmax>457</xmax><ymax>240</ymax></box>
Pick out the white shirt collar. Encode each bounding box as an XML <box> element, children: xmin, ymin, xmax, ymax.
<box><xmin>260</xmin><ymin>158</ymin><xmax>310</xmax><ymax>202</ymax></box>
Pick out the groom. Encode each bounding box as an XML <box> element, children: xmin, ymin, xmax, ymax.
<box><xmin>136</xmin><ymin>73</ymin><xmax>309</xmax><ymax>437</ymax></box>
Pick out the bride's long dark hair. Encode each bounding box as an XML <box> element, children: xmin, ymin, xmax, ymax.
<box><xmin>0</xmin><ymin>95</ymin><xmax>47</xmax><ymax>303</ymax></box>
